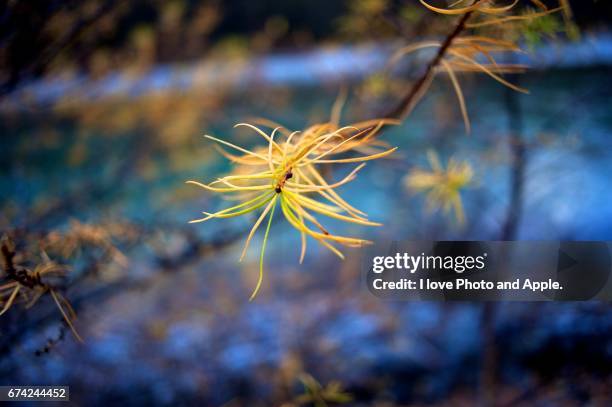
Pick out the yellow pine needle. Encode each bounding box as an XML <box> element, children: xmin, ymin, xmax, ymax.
<box><xmin>0</xmin><ymin>285</ymin><xmax>20</xmax><ymax>316</ymax></box>
<box><xmin>530</xmin><ymin>0</ymin><xmax>548</xmax><ymax>11</ymax></box>
<box><xmin>189</xmin><ymin>192</ymin><xmax>274</xmax><ymax>223</ymax></box>
<box><xmin>234</xmin><ymin>123</ymin><xmax>284</xmax><ymax>154</ymax></box>
<box><xmin>420</xmin><ymin>0</ymin><xmax>519</xmax><ymax>16</ymax></box>
<box><xmin>56</xmin><ymin>290</ymin><xmax>78</xmax><ymax>320</ymax></box>
<box><xmin>466</xmin><ymin>7</ymin><xmax>563</xmax><ymax>28</ymax></box>
<box><xmin>559</xmin><ymin>0</ymin><xmax>572</xmax><ymax>20</ymax></box>
<box><xmin>284</xmin><ymin>195</ymin><xmax>331</xmax><ymax>236</ymax></box>
<box><xmin>315</xmin><ymin>239</ymin><xmax>345</xmax><ymax>259</ymax></box>
<box><xmin>446</xmin><ymin>61</ymin><xmax>527</xmax><ymax>74</ymax></box>
<box><xmin>292</xmin><ymin>127</ymin><xmax>356</xmax><ymax>162</ymax></box>
<box><xmin>452</xmin><ymin>42</ymin><xmax>520</xmax><ymax>67</ymax></box>
<box><xmin>209</xmin><ymin>172</ymin><xmax>274</xmax><ymax>183</ymax></box>
<box><xmin>247</xmin><ymin>117</ymin><xmax>292</xmax><ymax>136</ymax></box>
<box><xmin>249</xmin><ymin>197</ymin><xmax>277</xmax><ymax>301</ymax></box>
<box><xmin>349</xmin><ymin>118</ymin><xmax>402</xmax><ymax>129</ymax></box>
<box><xmin>252</xmin><ymin>118</ymin><xmax>397</xmax><ymax>157</ymax></box>
<box><xmin>302</xmin><ymin>126</ymin><xmax>376</xmax><ymax>164</ymax></box>
<box><xmin>288</xmin><ymin>207</ymin><xmax>347</xmax><ymax>259</ymax></box>
<box><xmin>199</xmin><ymin>195</ymin><xmax>273</xmax><ymax>221</ymax></box>
<box><xmin>287</xmin><ymin>192</ymin><xmax>381</xmax><ymax>227</ymax></box>
<box><xmin>267</xmin><ymin>126</ymin><xmax>278</xmax><ymax>172</ymax></box>
<box><xmin>284</xmin><ymin>131</ymin><xmax>301</xmax><ymax>155</ymax></box>
<box><xmin>294</xmin><ymin>168</ymin><xmax>364</xmax><ymax>217</ymax></box>
<box><xmin>449</xmin><ymin>0</ymin><xmax>473</xmax><ymax>8</ymax></box>
<box><xmin>285</xmin><ymin>164</ymin><xmax>365</xmax><ymax>192</ymax></box>
<box><xmin>352</xmin><ymin>121</ymin><xmax>388</xmax><ymax>144</ymax></box>
<box><xmin>298</xmin><ymin>210</ymin><xmax>307</xmax><ymax>264</ymax></box>
<box><xmin>281</xmin><ymin>197</ymin><xmax>369</xmax><ymax>246</ymax></box>
<box><xmin>477</xmin><ymin>0</ymin><xmax>519</xmax><ymax>14</ymax></box>
<box><xmin>447</xmin><ymin>50</ymin><xmax>529</xmax><ymax>93</ymax></box>
<box><xmin>441</xmin><ymin>60</ymin><xmax>471</xmax><ymax>134</ymax></box>
<box><xmin>301</xmin><ymin>165</ymin><xmax>367</xmax><ymax>217</ymax></box>
<box><xmin>240</xmin><ymin>195</ymin><xmax>277</xmax><ymax>262</ymax></box>
<box><xmin>50</xmin><ymin>289</ymin><xmax>83</xmax><ymax>343</ymax></box>
<box><xmin>389</xmin><ymin>42</ymin><xmax>442</xmax><ymax>69</ymax></box>
<box><xmin>0</xmin><ymin>281</ymin><xmax>18</xmax><ymax>292</ymax></box>
<box><xmin>281</xmin><ymin>210</ymin><xmax>344</xmax><ymax>260</ymax></box>
<box><xmin>185</xmin><ymin>180</ymin><xmax>271</xmax><ymax>193</ymax></box>
<box><xmin>419</xmin><ymin>0</ymin><xmax>483</xmax><ymax>15</ymax></box>
<box><xmin>455</xmin><ymin>36</ymin><xmax>521</xmax><ymax>51</ymax></box>
<box><xmin>311</xmin><ymin>147</ymin><xmax>398</xmax><ymax>164</ymax></box>
<box><xmin>204</xmin><ymin>135</ymin><xmax>272</xmax><ymax>163</ymax></box>
<box><xmin>284</xmin><ymin>190</ymin><xmax>344</xmax><ymax>215</ymax></box>
<box><xmin>279</xmin><ymin>198</ymin><xmax>345</xmax><ymax>259</ymax></box>
<box><xmin>293</xmin><ymin>172</ymin><xmax>308</xmax><ymax>264</ymax></box>
<box><xmin>330</xmin><ymin>86</ymin><xmax>348</xmax><ymax>127</ymax></box>
<box><xmin>305</xmin><ymin>126</ymin><xmax>389</xmax><ymax>159</ymax></box>
<box><xmin>213</xmin><ymin>178</ymin><xmax>271</xmax><ymax>190</ymax></box>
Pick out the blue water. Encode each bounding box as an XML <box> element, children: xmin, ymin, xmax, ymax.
<box><xmin>1</xmin><ymin>63</ymin><xmax>612</xmax><ymax>404</ymax></box>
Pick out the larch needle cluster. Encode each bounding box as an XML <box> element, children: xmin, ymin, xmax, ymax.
<box><xmin>187</xmin><ymin>119</ymin><xmax>398</xmax><ymax>300</ymax></box>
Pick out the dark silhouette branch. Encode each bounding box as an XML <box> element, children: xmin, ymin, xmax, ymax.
<box><xmin>500</xmin><ymin>59</ymin><xmax>526</xmax><ymax>241</ymax></box>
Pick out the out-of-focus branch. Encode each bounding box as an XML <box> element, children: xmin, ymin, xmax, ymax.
<box><xmin>0</xmin><ymin>220</ymin><xmax>250</xmax><ymax>355</ymax></box>
<box><xmin>501</xmin><ymin>70</ymin><xmax>526</xmax><ymax>241</ymax></box>
<box><xmin>1</xmin><ymin>241</ymin><xmax>17</xmax><ymax>279</ymax></box>
<box><xmin>153</xmin><ymin>224</ymin><xmax>252</xmax><ymax>271</ymax></box>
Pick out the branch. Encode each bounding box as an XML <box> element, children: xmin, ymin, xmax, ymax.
<box><xmin>384</xmin><ymin>8</ymin><xmax>475</xmax><ymax>121</ymax></box>
<box><xmin>1</xmin><ymin>241</ymin><xmax>16</xmax><ymax>278</ymax></box>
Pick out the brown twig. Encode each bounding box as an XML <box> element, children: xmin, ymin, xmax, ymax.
<box><xmin>1</xmin><ymin>241</ymin><xmax>17</xmax><ymax>278</ymax></box>
<box><xmin>1</xmin><ymin>236</ymin><xmax>83</xmax><ymax>342</ymax></box>
<box><xmin>384</xmin><ymin>7</ymin><xmax>475</xmax><ymax>121</ymax></box>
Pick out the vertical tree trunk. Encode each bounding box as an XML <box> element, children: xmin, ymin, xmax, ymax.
<box><xmin>501</xmin><ymin>63</ymin><xmax>526</xmax><ymax>241</ymax></box>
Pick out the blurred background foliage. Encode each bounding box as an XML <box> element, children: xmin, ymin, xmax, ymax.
<box><xmin>2</xmin><ymin>0</ymin><xmax>611</xmax><ymax>90</ymax></box>
<box><xmin>1</xmin><ymin>1</ymin><xmax>612</xmax><ymax>405</ymax></box>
